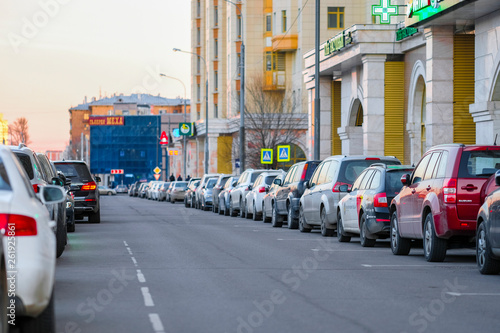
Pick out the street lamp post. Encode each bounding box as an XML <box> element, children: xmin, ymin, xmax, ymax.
<box><xmin>159</xmin><ymin>73</ymin><xmax>188</xmax><ymax>180</ymax></box>
<box><xmin>224</xmin><ymin>0</ymin><xmax>245</xmax><ymax>172</ymax></box>
<box><xmin>173</xmin><ymin>48</ymin><xmax>209</xmax><ymax>175</ymax></box>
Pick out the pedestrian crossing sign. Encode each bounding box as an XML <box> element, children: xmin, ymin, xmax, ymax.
<box><xmin>261</xmin><ymin>149</ymin><xmax>273</xmax><ymax>164</ymax></box>
<box><xmin>277</xmin><ymin>145</ymin><xmax>290</xmax><ymax>162</ymax></box>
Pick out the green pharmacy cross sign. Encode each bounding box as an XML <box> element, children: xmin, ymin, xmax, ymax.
<box><xmin>372</xmin><ymin>0</ymin><xmax>398</xmax><ymax>24</ymax></box>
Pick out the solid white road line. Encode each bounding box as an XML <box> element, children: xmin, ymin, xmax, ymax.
<box><xmin>141</xmin><ymin>287</ymin><xmax>155</xmax><ymax>307</ymax></box>
<box><xmin>446</xmin><ymin>292</ymin><xmax>500</xmax><ymax>297</ymax></box>
<box><xmin>278</xmin><ymin>238</ymin><xmax>319</xmax><ymax>241</ymax></box>
<box><xmin>149</xmin><ymin>313</ymin><xmax>165</xmax><ymax>333</ymax></box>
<box><xmin>137</xmin><ymin>269</ymin><xmax>146</xmax><ymax>283</ymax></box>
<box><xmin>362</xmin><ymin>264</ymin><xmax>474</xmax><ymax>268</ymax></box>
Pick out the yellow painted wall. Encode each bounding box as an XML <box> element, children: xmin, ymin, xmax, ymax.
<box><xmin>217</xmin><ymin>135</ymin><xmax>233</xmax><ymax>174</ymax></box>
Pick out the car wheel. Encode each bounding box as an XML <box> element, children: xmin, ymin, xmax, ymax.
<box><xmin>56</xmin><ymin>213</ymin><xmax>66</xmax><ymax>258</ymax></box>
<box><xmin>337</xmin><ymin>211</ymin><xmax>351</xmax><ymax>242</ymax></box>
<box><xmin>423</xmin><ymin>213</ymin><xmax>447</xmax><ymax>262</ymax></box>
<box><xmin>67</xmin><ymin>213</ymin><xmax>75</xmax><ymax>232</ymax></box>
<box><xmin>184</xmin><ymin>198</ymin><xmax>188</xmax><ymax>207</ymax></box>
<box><xmin>107</xmin><ymin>191</ymin><xmax>112</xmax><ymax>196</ymax></box>
<box><xmin>359</xmin><ymin>213</ymin><xmax>376</xmax><ymax>247</ymax></box>
<box><xmin>245</xmin><ymin>201</ymin><xmax>252</xmax><ymax>219</ymax></box>
<box><xmin>299</xmin><ymin>206</ymin><xmax>312</xmax><ymax>233</ymax></box>
<box><xmin>240</xmin><ymin>199</ymin><xmax>246</xmax><ymax>218</ymax></box>
<box><xmin>390</xmin><ymin>211</ymin><xmax>411</xmax><ymax>255</ymax></box>
<box><xmin>287</xmin><ymin>205</ymin><xmax>298</xmax><ymax>229</ymax></box>
<box><xmin>271</xmin><ymin>203</ymin><xmax>283</xmax><ymax>228</ymax></box>
<box><xmin>477</xmin><ymin>222</ymin><xmax>500</xmax><ymax>274</ymax></box>
<box><xmin>171</xmin><ymin>198</ymin><xmax>175</xmax><ymax>204</ymax></box>
<box><xmin>262</xmin><ymin>203</ymin><xmax>270</xmax><ymax>223</ymax></box>
<box><xmin>252</xmin><ymin>202</ymin><xmax>260</xmax><ymax>221</ymax></box>
<box><xmin>229</xmin><ymin>199</ymin><xmax>237</xmax><ymax>217</ymax></box>
<box><xmin>320</xmin><ymin>207</ymin><xmax>334</xmax><ymax>237</ymax></box>
<box><xmin>19</xmin><ymin>291</ymin><xmax>55</xmax><ymax>333</ymax></box>
<box><xmin>88</xmin><ymin>210</ymin><xmax>101</xmax><ymax>224</ymax></box>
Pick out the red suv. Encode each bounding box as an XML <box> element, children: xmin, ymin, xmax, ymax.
<box><xmin>390</xmin><ymin>144</ymin><xmax>500</xmax><ymax>262</ymax></box>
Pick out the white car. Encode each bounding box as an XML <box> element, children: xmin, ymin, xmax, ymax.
<box><xmin>245</xmin><ymin>170</ymin><xmax>285</xmax><ymax>220</ymax></box>
<box><xmin>0</xmin><ymin>146</ymin><xmax>65</xmax><ymax>332</ymax></box>
<box><xmin>98</xmin><ymin>185</ymin><xmax>116</xmax><ymax>196</ymax></box>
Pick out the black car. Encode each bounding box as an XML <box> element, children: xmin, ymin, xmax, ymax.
<box><xmin>337</xmin><ymin>164</ymin><xmax>414</xmax><ymax>247</ymax></box>
<box><xmin>273</xmin><ymin>160</ymin><xmax>321</xmax><ymax>228</ymax></box>
<box><xmin>54</xmin><ymin>160</ymin><xmax>101</xmax><ymax>223</ymax></box>
<box><xmin>185</xmin><ymin>179</ymin><xmax>201</xmax><ymax>208</ymax></box>
<box><xmin>476</xmin><ymin>170</ymin><xmax>500</xmax><ymax>274</ymax></box>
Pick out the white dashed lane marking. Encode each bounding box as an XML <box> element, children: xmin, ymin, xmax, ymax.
<box><xmin>137</xmin><ymin>269</ymin><xmax>146</xmax><ymax>283</ymax></box>
<box><xmin>149</xmin><ymin>313</ymin><xmax>165</xmax><ymax>333</ymax></box>
<box><xmin>141</xmin><ymin>287</ymin><xmax>155</xmax><ymax>307</ymax></box>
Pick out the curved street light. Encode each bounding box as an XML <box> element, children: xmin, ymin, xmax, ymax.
<box><xmin>173</xmin><ymin>48</ymin><xmax>209</xmax><ymax>175</ymax></box>
<box><xmin>159</xmin><ymin>73</ymin><xmax>188</xmax><ymax>180</ymax></box>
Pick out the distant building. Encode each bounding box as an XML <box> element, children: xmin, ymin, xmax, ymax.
<box><xmin>46</xmin><ymin>150</ymin><xmax>63</xmax><ymax>161</ymax></box>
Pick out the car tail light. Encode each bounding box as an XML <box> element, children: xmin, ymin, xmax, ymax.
<box><xmin>374</xmin><ymin>193</ymin><xmax>388</xmax><ymax>207</ymax></box>
<box><xmin>333</xmin><ymin>182</ymin><xmax>352</xmax><ymax>192</ymax></box>
<box><xmin>300</xmin><ymin>164</ymin><xmax>309</xmax><ymax>181</ymax></box>
<box><xmin>365</xmin><ymin>158</ymin><xmax>380</xmax><ymax>160</ymax></box>
<box><xmin>81</xmin><ymin>182</ymin><xmax>97</xmax><ymax>191</ymax></box>
<box><xmin>443</xmin><ymin>178</ymin><xmax>457</xmax><ymax>204</ymax></box>
<box><xmin>258</xmin><ymin>186</ymin><xmax>267</xmax><ymax>193</ymax></box>
<box><xmin>0</xmin><ymin>214</ymin><xmax>37</xmax><ymax>236</ymax></box>
<box><xmin>85</xmin><ymin>199</ymin><xmax>96</xmax><ymax>202</ymax></box>
<box><xmin>32</xmin><ymin>184</ymin><xmax>39</xmax><ymax>193</ymax></box>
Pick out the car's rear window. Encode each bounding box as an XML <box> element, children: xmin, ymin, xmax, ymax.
<box><xmin>14</xmin><ymin>153</ymin><xmax>34</xmax><ymax>180</ymax></box>
<box><xmin>251</xmin><ymin>172</ymin><xmax>263</xmax><ymax>182</ymax></box>
<box><xmin>175</xmin><ymin>182</ymin><xmax>188</xmax><ymax>188</ymax></box>
<box><xmin>385</xmin><ymin>170</ymin><xmax>413</xmax><ymax>195</ymax></box>
<box><xmin>206</xmin><ymin>179</ymin><xmax>217</xmax><ymax>188</ymax></box>
<box><xmin>54</xmin><ymin>163</ymin><xmax>92</xmax><ymax>183</ymax></box>
<box><xmin>0</xmin><ymin>159</ymin><xmax>11</xmax><ymax>191</ymax></box>
<box><xmin>339</xmin><ymin>159</ymin><xmax>400</xmax><ymax>184</ymax></box>
<box><xmin>265</xmin><ymin>175</ymin><xmax>277</xmax><ymax>185</ymax></box>
<box><xmin>305</xmin><ymin>162</ymin><xmax>320</xmax><ymax>181</ymax></box>
<box><xmin>459</xmin><ymin>150</ymin><xmax>500</xmax><ymax>178</ymax></box>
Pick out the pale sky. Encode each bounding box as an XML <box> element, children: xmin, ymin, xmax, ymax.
<box><xmin>0</xmin><ymin>0</ymin><xmax>191</xmax><ymax>152</ymax></box>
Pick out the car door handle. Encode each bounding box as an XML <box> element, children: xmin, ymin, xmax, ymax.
<box><xmin>411</xmin><ymin>189</ymin><xmax>416</xmax><ymax>194</ymax></box>
<box><xmin>461</xmin><ymin>184</ymin><xmax>478</xmax><ymax>191</ymax></box>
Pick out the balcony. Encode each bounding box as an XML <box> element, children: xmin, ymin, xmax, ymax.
<box><xmin>272</xmin><ymin>34</ymin><xmax>298</xmax><ymax>52</ymax></box>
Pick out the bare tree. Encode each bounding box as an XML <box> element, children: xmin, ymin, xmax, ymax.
<box><xmin>231</xmin><ymin>75</ymin><xmax>307</xmax><ymax>169</ymax></box>
<box><xmin>8</xmin><ymin>117</ymin><xmax>31</xmax><ymax>146</ymax></box>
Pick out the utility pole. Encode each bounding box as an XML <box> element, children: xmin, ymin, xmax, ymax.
<box><xmin>314</xmin><ymin>0</ymin><xmax>321</xmax><ymax>160</ymax></box>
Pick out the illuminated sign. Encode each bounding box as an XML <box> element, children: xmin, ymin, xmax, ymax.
<box><xmin>372</xmin><ymin>0</ymin><xmax>399</xmax><ymax>24</ymax></box>
<box><xmin>89</xmin><ymin>116</ymin><xmax>124</xmax><ymax>126</ymax></box>
<box><xmin>168</xmin><ymin>149</ymin><xmax>179</xmax><ymax>156</ymax></box>
<box><xmin>396</xmin><ymin>26</ymin><xmax>419</xmax><ymax>41</ymax></box>
<box><xmin>324</xmin><ymin>30</ymin><xmax>353</xmax><ymax>56</ymax></box>
<box><xmin>405</xmin><ymin>0</ymin><xmax>462</xmax><ymax>26</ymax></box>
<box><xmin>110</xmin><ymin>169</ymin><xmax>124</xmax><ymax>174</ymax></box>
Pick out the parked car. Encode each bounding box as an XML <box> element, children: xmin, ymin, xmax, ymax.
<box><xmin>146</xmin><ymin>181</ymin><xmax>160</xmax><ymax>200</ymax></box>
<box><xmin>200</xmin><ymin>178</ymin><xmax>218</xmax><ymax>210</ymax></box>
<box><xmin>273</xmin><ymin>160</ymin><xmax>321</xmax><ymax>228</ymax></box>
<box><xmin>0</xmin><ymin>146</ymin><xmax>66</xmax><ymax>332</ymax></box>
<box><xmin>185</xmin><ymin>180</ymin><xmax>201</xmax><ymax>208</ymax></box>
<box><xmin>169</xmin><ymin>181</ymin><xmax>188</xmax><ymax>203</ymax></box>
<box><xmin>98</xmin><ymin>185</ymin><xmax>116</xmax><ymax>196</ymax></box>
<box><xmin>158</xmin><ymin>182</ymin><xmax>171</xmax><ymax>201</ymax></box>
<box><xmin>150</xmin><ymin>182</ymin><xmax>162</xmax><ymax>201</ymax></box>
<box><xmin>245</xmin><ymin>170</ymin><xmax>286</xmax><ymax>221</ymax></box>
<box><xmin>337</xmin><ymin>164</ymin><xmax>414</xmax><ymax>247</ymax></box>
<box><xmin>138</xmin><ymin>183</ymin><xmax>148</xmax><ymax>198</ymax></box>
<box><xmin>53</xmin><ymin>160</ymin><xmax>102</xmax><ymax>224</ymax></box>
<box><xmin>165</xmin><ymin>182</ymin><xmax>175</xmax><ymax>202</ymax></box>
<box><xmin>218</xmin><ymin>176</ymin><xmax>240</xmax><ymax>216</ymax></box>
<box><xmin>262</xmin><ymin>173</ymin><xmax>286</xmax><ymax>223</ymax></box>
<box><xmin>128</xmin><ymin>183</ymin><xmax>136</xmax><ymax>196</ymax></box>
<box><xmin>57</xmin><ymin>171</ymin><xmax>75</xmax><ymax>233</ymax></box>
<box><xmin>132</xmin><ymin>181</ymin><xmax>146</xmax><ymax>197</ymax></box>
<box><xmin>476</xmin><ymin>170</ymin><xmax>500</xmax><ymax>274</ymax></box>
<box><xmin>115</xmin><ymin>184</ymin><xmax>128</xmax><ymax>194</ymax></box>
<box><xmin>9</xmin><ymin>145</ymin><xmax>67</xmax><ymax>258</ymax></box>
<box><xmin>212</xmin><ymin>174</ymin><xmax>233</xmax><ymax>213</ymax></box>
<box><xmin>390</xmin><ymin>144</ymin><xmax>500</xmax><ymax>262</ymax></box>
<box><xmin>195</xmin><ymin>174</ymin><xmax>220</xmax><ymax>209</ymax></box>
<box><xmin>229</xmin><ymin>169</ymin><xmax>269</xmax><ymax>217</ymax></box>
<box><xmin>299</xmin><ymin>155</ymin><xmax>401</xmax><ymax>236</ymax></box>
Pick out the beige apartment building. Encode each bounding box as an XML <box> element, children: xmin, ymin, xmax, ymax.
<box><xmin>188</xmin><ymin>0</ymin><xmax>386</xmax><ymax>175</ymax></box>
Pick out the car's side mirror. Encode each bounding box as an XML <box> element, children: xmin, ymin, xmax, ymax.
<box><xmin>306</xmin><ymin>181</ymin><xmax>312</xmax><ymax>189</ymax></box>
<box><xmin>495</xmin><ymin>170</ymin><xmax>500</xmax><ymax>186</ymax></box>
<box><xmin>248</xmin><ymin>185</ymin><xmax>252</xmax><ymax>190</ymax></box>
<box><xmin>95</xmin><ymin>176</ymin><xmax>101</xmax><ymax>183</ymax></box>
<box><xmin>273</xmin><ymin>178</ymin><xmax>282</xmax><ymax>186</ymax></box>
<box><xmin>401</xmin><ymin>174</ymin><xmax>410</xmax><ymax>185</ymax></box>
<box><xmin>39</xmin><ymin>185</ymin><xmax>66</xmax><ymax>205</ymax></box>
<box><xmin>51</xmin><ymin>177</ymin><xmax>64</xmax><ymax>187</ymax></box>
<box><xmin>338</xmin><ymin>184</ymin><xmax>350</xmax><ymax>192</ymax></box>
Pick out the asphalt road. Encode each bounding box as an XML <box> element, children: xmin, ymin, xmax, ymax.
<box><xmin>55</xmin><ymin>195</ymin><xmax>500</xmax><ymax>333</ymax></box>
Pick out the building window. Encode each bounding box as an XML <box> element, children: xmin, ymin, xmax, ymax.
<box><xmin>282</xmin><ymin>10</ymin><xmax>287</xmax><ymax>33</ymax></box>
<box><xmin>197</xmin><ymin>57</ymin><xmax>201</xmax><ymax>73</ymax></box>
<box><xmin>237</xmin><ymin>53</ymin><xmax>241</xmax><ymax>76</ymax></box>
<box><xmin>122</xmin><ymin>110</ymin><xmax>129</xmax><ymax>115</ymax></box>
<box><xmin>237</xmin><ymin>15</ymin><xmax>242</xmax><ymax>38</ymax></box>
<box><xmin>214</xmin><ymin>71</ymin><xmax>218</xmax><ymax>91</ymax></box>
<box><xmin>265</xmin><ymin>14</ymin><xmax>271</xmax><ymax>32</ymax></box>
<box><xmin>214</xmin><ymin>38</ymin><xmax>218</xmax><ymax>59</ymax></box>
<box><xmin>265</xmin><ymin>52</ymin><xmax>272</xmax><ymax>71</ymax></box>
<box><xmin>196</xmin><ymin>0</ymin><xmax>201</xmax><ymax>17</ymax></box>
<box><xmin>214</xmin><ymin>104</ymin><xmax>218</xmax><ymax>118</ymax></box>
<box><xmin>197</xmin><ymin>27</ymin><xmax>201</xmax><ymax>45</ymax></box>
<box><xmin>214</xmin><ymin>6</ymin><xmax>218</xmax><ymax>26</ymax></box>
<box><xmin>197</xmin><ymin>84</ymin><xmax>201</xmax><ymax>102</ymax></box>
<box><xmin>327</xmin><ymin>7</ymin><xmax>344</xmax><ymax>29</ymax></box>
<box><xmin>108</xmin><ymin>110</ymin><xmax>113</xmax><ymax>116</ymax></box>
<box><xmin>83</xmin><ymin>113</ymin><xmax>89</xmax><ymax>120</ymax></box>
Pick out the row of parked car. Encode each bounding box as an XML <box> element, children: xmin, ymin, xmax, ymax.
<box><xmin>136</xmin><ymin>144</ymin><xmax>500</xmax><ymax>275</ymax></box>
<box><xmin>128</xmin><ymin>180</ymin><xmax>189</xmax><ymax>203</ymax></box>
<box><xmin>0</xmin><ymin>144</ymin><xmax>102</xmax><ymax>332</ymax></box>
